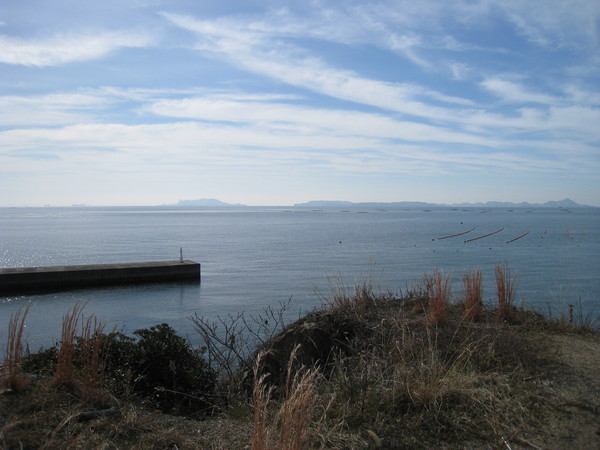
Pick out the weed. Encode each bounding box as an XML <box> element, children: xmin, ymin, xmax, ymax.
<box><xmin>251</xmin><ymin>345</ymin><xmax>320</xmax><ymax>449</ymax></box>
<box><xmin>423</xmin><ymin>270</ymin><xmax>452</xmax><ymax>325</ymax></box>
<box><xmin>55</xmin><ymin>301</ymin><xmax>86</xmax><ymax>385</ymax></box>
<box><xmin>320</xmin><ymin>274</ymin><xmax>379</xmax><ymax>313</ymax></box>
<box><xmin>495</xmin><ymin>264</ymin><xmax>518</xmax><ymax>323</ymax></box>
<box><xmin>251</xmin><ymin>351</ymin><xmax>275</xmax><ymax>450</ymax></box>
<box><xmin>463</xmin><ymin>268</ymin><xmax>483</xmax><ymax>321</ymax></box>
<box><xmin>1</xmin><ymin>303</ymin><xmax>32</xmax><ymax>392</ymax></box>
<box><xmin>546</xmin><ymin>288</ymin><xmax>599</xmax><ymax>332</ymax></box>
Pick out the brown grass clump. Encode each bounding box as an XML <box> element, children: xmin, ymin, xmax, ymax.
<box><xmin>320</xmin><ymin>305</ymin><xmax>549</xmax><ymax>448</ymax></box>
<box><xmin>252</xmin><ymin>345</ymin><xmax>320</xmax><ymax>450</ymax></box>
<box><xmin>251</xmin><ymin>351</ymin><xmax>275</xmax><ymax>450</ymax></box>
<box><xmin>495</xmin><ymin>264</ymin><xmax>518</xmax><ymax>323</ymax></box>
<box><xmin>423</xmin><ymin>270</ymin><xmax>452</xmax><ymax>325</ymax></box>
<box><xmin>53</xmin><ymin>301</ymin><xmax>112</xmax><ymax>404</ymax></box>
<box><xmin>78</xmin><ymin>315</ymin><xmax>110</xmax><ymax>387</ymax></box>
<box><xmin>463</xmin><ymin>268</ymin><xmax>483</xmax><ymax>321</ymax></box>
<box><xmin>322</xmin><ymin>274</ymin><xmax>381</xmax><ymax>314</ymax></box>
<box><xmin>55</xmin><ymin>301</ymin><xmax>85</xmax><ymax>385</ymax></box>
<box><xmin>1</xmin><ymin>304</ymin><xmax>32</xmax><ymax>393</ymax></box>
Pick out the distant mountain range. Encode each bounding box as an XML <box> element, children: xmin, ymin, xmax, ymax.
<box><xmin>294</xmin><ymin>198</ymin><xmax>588</xmax><ymax>208</ymax></box>
<box><xmin>450</xmin><ymin>199</ymin><xmax>584</xmax><ymax>208</ymax></box>
<box><xmin>171</xmin><ymin>198</ymin><xmax>590</xmax><ymax>208</ymax></box>
<box><xmin>172</xmin><ymin>198</ymin><xmax>245</xmax><ymax>207</ymax></box>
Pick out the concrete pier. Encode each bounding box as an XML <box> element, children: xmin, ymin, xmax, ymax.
<box><xmin>0</xmin><ymin>260</ymin><xmax>201</xmax><ymax>295</ymax></box>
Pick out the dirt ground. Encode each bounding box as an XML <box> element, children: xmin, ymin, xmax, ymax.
<box><xmin>523</xmin><ymin>333</ymin><xmax>600</xmax><ymax>450</ymax></box>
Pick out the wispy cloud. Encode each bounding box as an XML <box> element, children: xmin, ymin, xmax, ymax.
<box><xmin>497</xmin><ymin>0</ymin><xmax>600</xmax><ymax>49</ymax></box>
<box><xmin>0</xmin><ymin>93</ymin><xmax>112</xmax><ymax>126</ymax></box>
<box><xmin>3</xmin><ymin>89</ymin><xmax>595</xmax><ymax>182</ymax></box>
<box><xmin>161</xmin><ymin>12</ymin><xmax>470</xmax><ymax>121</ymax></box>
<box><xmin>1</xmin><ymin>0</ymin><xmax>598</xmax><ymax>205</ymax></box>
<box><xmin>0</xmin><ymin>30</ymin><xmax>154</xmax><ymax>67</ymax></box>
<box><xmin>161</xmin><ymin>10</ymin><xmax>599</xmax><ymax>143</ymax></box>
<box><xmin>480</xmin><ymin>78</ymin><xmax>560</xmax><ymax>105</ymax></box>
<box><xmin>144</xmin><ymin>95</ymin><xmax>492</xmax><ymax>146</ymax></box>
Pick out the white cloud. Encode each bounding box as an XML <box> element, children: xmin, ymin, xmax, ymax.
<box><xmin>144</xmin><ymin>96</ymin><xmax>493</xmax><ymax>146</ymax></box>
<box><xmin>498</xmin><ymin>0</ymin><xmax>600</xmax><ymax>49</ymax></box>
<box><xmin>388</xmin><ymin>33</ymin><xmax>431</xmax><ymax>70</ymax></box>
<box><xmin>161</xmin><ymin>11</ymin><xmax>598</xmax><ymax>144</ymax></box>
<box><xmin>0</xmin><ymin>30</ymin><xmax>154</xmax><ymax>67</ymax></box>
<box><xmin>449</xmin><ymin>62</ymin><xmax>471</xmax><ymax>80</ymax></box>
<box><xmin>161</xmin><ymin>13</ymin><xmax>469</xmax><ymax>121</ymax></box>
<box><xmin>1</xmin><ymin>1</ymin><xmax>598</xmax><ymax>205</ymax></box>
<box><xmin>480</xmin><ymin>78</ymin><xmax>559</xmax><ymax>105</ymax></box>
<box><xmin>2</xmin><ymin>104</ymin><xmax>590</xmax><ymax>181</ymax></box>
<box><xmin>0</xmin><ymin>93</ymin><xmax>112</xmax><ymax>126</ymax></box>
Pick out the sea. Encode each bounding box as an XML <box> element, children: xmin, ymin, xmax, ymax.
<box><xmin>1</xmin><ymin>205</ymin><xmax>599</xmax><ymax>356</ymax></box>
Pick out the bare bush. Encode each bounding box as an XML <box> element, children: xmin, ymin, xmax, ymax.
<box><xmin>190</xmin><ymin>297</ymin><xmax>293</xmax><ymax>397</ymax></box>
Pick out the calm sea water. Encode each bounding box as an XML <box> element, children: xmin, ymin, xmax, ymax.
<box><xmin>1</xmin><ymin>206</ymin><xmax>599</xmax><ymax>354</ymax></box>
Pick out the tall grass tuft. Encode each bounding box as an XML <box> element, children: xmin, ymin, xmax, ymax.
<box><xmin>251</xmin><ymin>351</ymin><xmax>275</xmax><ymax>450</ymax></box>
<box><xmin>277</xmin><ymin>346</ymin><xmax>320</xmax><ymax>449</ymax></box>
<box><xmin>463</xmin><ymin>268</ymin><xmax>483</xmax><ymax>321</ymax></box>
<box><xmin>55</xmin><ymin>302</ymin><xmax>85</xmax><ymax>385</ymax></box>
<box><xmin>78</xmin><ymin>314</ymin><xmax>111</xmax><ymax>394</ymax></box>
<box><xmin>423</xmin><ymin>270</ymin><xmax>452</xmax><ymax>325</ymax></box>
<box><xmin>322</xmin><ymin>274</ymin><xmax>377</xmax><ymax>313</ymax></box>
<box><xmin>1</xmin><ymin>304</ymin><xmax>32</xmax><ymax>392</ymax></box>
<box><xmin>252</xmin><ymin>345</ymin><xmax>320</xmax><ymax>450</ymax></box>
<box><xmin>495</xmin><ymin>264</ymin><xmax>518</xmax><ymax>323</ymax></box>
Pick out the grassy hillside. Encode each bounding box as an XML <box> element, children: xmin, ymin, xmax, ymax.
<box><xmin>1</xmin><ymin>268</ymin><xmax>599</xmax><ymax>449</ymax></box>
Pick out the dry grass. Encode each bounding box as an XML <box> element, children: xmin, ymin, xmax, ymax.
<box><xmin>51</xmin><ymin>301</ymin><xmax>115</xmax><ymax>407</ymax></box>
<box><xmin>423</xmin><ymin>270</ymin><xmax>452</xmax><ymax>325</ymax></box>
<box><xmin>463</xmin><ymin>268</ymin><xmax>483</xmax><ymax>321</ymax></box>
<box><xmin>495</xmin><ymin>264</ymin><xmax>518</xmax><ymax>322</ymax></box>
<box><xmin>321</xmin><ymin>274</ymin><xmax>380</xmax><ymax>313</ymax></box>
<box><xmin>277</xmin><ymin>346</ymin><xmax>320</xmax><ymax>449</ymax></box>
<box><xmin>251</xmin><ymin>351</ymin><xmax>275</xmax><ymax>450</ymax></box>
<box><xmin>252</xmin><ymin>345</ymin><xmax>320</xmax><ymax>450</ymax></box>
<box><xmin>78</xmin><ymin>315</ymin><xmax>110</xmax><ymax>388</ymax></box>
<box><xmin>1</xmin><ymin>304</ymin><xmax>32</xmax><ymax>393</ymax></box>
<box><xmin>0</xmin><ymin>379</ymin><xmax>237</xmax><ymax>449</ymax></box>
<box><xmin>319</xmin><ymin>306</ymin><xmax>548</xmax><ymax>448</ymax></box>
<box><xmin>55</xmin><ymin>301</ymin><xmax>86</xmax><ymax>385</ymax></box>
<box><xmin>2</xmin><ymin>273</ymin><xmax>599</xmax><ymax>449</ymax></box>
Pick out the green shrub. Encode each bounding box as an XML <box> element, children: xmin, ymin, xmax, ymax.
<box><xmin>126</xmin><ymin>323</ymin><xmax>216</xmax><ymax>414</ymax></box>
<box><xmin>21</xmin><ymin>345</ymin><xmax>59</xmax><ymax>376</ymax></box>
<box><xmin>21</xmin><ymin>324</ymin><xmax>217</xmax><ymax>416</ymax></box>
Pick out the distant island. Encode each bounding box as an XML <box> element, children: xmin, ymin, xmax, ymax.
<box><xmin>171</xmin><ymin>199</ymin><xmax>246</xmax><ymax>207</ymax></box>
<box><xmin>294</xmin><ymin>198</ymin><xmax>587</xmax><ymax>208</ymax></box>
<box><xmin>165</xmin><ymin>198</ymin><xmax>590</xmax><ymax>208</ymax></box>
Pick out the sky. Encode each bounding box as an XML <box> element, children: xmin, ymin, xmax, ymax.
<box><xmin>1</xmin><ymin>0</ymin><xmax>599</xmax><ymax>207</ymax></box>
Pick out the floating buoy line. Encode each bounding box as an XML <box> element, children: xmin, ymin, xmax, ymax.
<box><xmin>464</xmin><ymin>227</ymin><xmax>505</xmax><ymax>243</ymax></box>
<box><xmin>432</xmin><ymin>227</ymin><xmax>573</xmax><ymax>244</ymax></box>
<box><xmin>436</xmin><ymin>227</ymin><xmax>476</xmax><ymax>240</ymax></box>
<box><xmin>506</xmin><ymin>229</ymin><xmax>531</xmax><ymax>243</ymax></box>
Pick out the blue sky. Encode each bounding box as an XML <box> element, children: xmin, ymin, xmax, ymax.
<box><xmin>1</xmin><ymin>0</ymin><xmax>599</xmax><ymax>206</ymax></box>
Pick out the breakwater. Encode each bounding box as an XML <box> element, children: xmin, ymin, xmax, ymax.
<box><xmin>0</xmin><ymin>260</ymin><xmax>201</xmax><ymax>295</ymax></box>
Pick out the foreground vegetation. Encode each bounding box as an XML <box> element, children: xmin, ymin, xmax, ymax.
<box><xmin>1</xmin><ymin>265</ymin><xmax>599</xmax><ymax>449</ymax></box>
